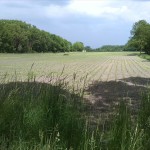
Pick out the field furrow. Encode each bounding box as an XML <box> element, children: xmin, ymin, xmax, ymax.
<box><xmin>0</xmin><ymin>52</ymin><xmax>150</xmax><ymax>87</ymax></box>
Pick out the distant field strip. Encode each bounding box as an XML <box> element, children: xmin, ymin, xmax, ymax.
<box><xmin>0</xmin><ymin>52</ymin><xmax>150</xmax><ymax>86</ymax></box>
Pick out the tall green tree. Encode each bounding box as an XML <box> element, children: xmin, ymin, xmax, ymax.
<box><xmin>126</xmin><ymin>20</ymin><xmax>150</xmax><ymax>54</ymax></box>
<box><xmin>72</xmin><ymin>42</ymin><xmax>84</xmax><ymax>52</ymax></box>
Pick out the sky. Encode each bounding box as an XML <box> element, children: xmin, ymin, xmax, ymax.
<box><xmin>0</xmin><ymin>0</ymin><xmax>150</xmax><ymax>48</ymax></box>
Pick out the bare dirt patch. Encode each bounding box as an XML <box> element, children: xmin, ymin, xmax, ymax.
<box><xmin>83</xmin><ymin>55</ymin><xmax>150</xmax><ymax>121</ymax></box>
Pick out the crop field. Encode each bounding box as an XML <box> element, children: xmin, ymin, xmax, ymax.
<box><xmin>1</xmin><ymin>52</ymin><xmax>150</xmax><ymax>81</ymax></box>
<box><xmin>1</xmin><ymin>52</ymin><xmax>150</xmax><ymax>109</ymax></box>
<box><xmin>1</xmin><ymin>52</ymin><xmax>150</xmax><ymax>90</ymax></box>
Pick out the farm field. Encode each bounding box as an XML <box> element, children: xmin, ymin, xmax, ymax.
<box><xmin>1</xmin><ymin>52</ymin><xmax>150</xmax><ymax>111</ymax></box>
<box><xmin>1</xmin><ymin>52</ymin><xmax>150</xmax><ymax>89</ymax></box>
<box><xmin>1</xmin><ymin>52</ymin><xmax>150</xmax><ymax>82</ymax></box>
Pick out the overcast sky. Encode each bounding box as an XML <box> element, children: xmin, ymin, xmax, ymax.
<box><xmin>0</xmin><ymin>0</ymin><xmax>150</xmax><ymax>48</ymax></box>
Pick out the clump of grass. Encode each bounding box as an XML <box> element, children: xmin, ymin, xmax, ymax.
<box><xmin>0</xmin><ymin>75</ymin><xmax>85</xmax><ymax>149</ymax></box>
<box><xmin>138</xmin><ymin>92</ymin><xmax>150</xmax><ymax>149</ymax></box>
<box><xmin>107</xmin><ymin>100</ymin><xmax>143</xmax><ymax>150</ymax></box>
<box><xmin>139</xmin><ymin>53</ymin><xmax>150</xmax><ymax>61</ymax></box>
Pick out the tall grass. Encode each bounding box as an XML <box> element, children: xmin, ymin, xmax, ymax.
<box><xmin>0</xmin><ymin>74</ymin><xmax>150</xmax><ymax>149</ymax></box>
<box><xmin>139</xmin><ymin>53</ymin><xmax>150</xmax><ymax>61</ymax></box>
<box><xmin>0</xmin><ymin>74</ymin><xmax>86</xmax><ymax>149</ymax></box>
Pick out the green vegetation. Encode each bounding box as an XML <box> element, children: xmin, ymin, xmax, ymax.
<box><xmin>95</xmin><ymin>45</ymin><xmax>125</xmax><ymax>52</ymax></box>
<box><xmin>0</xmin><ymin>19</ymin><xmax>85</xmax><ymax>53</ymax></box>
<box><xmin>0</xmin><ymin>74</ymin><xmax>150</xmax><ymax>149</ymax></box>
<box><xmin>72</xmin><ymin>42</ymin><xmax>84</xmax><ymax>52</ymax></box>
<box><xmin>139</xmin><ymin>53</ymin><xmax>150</xmax><ymax>61</ymax></box>
<box><xmin>0</xmin><ymin>77</ymin><xmax>85</xmax><ymax>149</ymax></box>
<box><xmin>93</xmin><ymin>20</ymin><xmax>150</xmax><ymax>54</ymax></box>
<box><xmin>84</xmin><ymin>46</ymin><xmax>93</xmax><ymax>52</ymax></box>
<box><xmin>126</xmin><ymin>20</ymin><xmax>150</xmax><ymax>55</ymax></box>
<box><xmin>0</xmin><ymin>17</ymin><xmax>150</xmax><ymax>149</ymax></box>
<box><xmin>0</xmin><ymin>52</ymin><xmax>149</xmax><ymax>149</ymax></box>
<box><xmin>1</xmin><ymin>19</ymin><xmax>150</xmax><ymax>54</ymax></box>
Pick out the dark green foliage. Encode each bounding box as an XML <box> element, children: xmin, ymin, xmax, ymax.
<box><xmin>138</xmin><ymin>92</ymin><xmax>150</xmax><ymax>149</ymax></box>
<box><xmin>0</xmin><ymin>19</ymin><xmax>72</xmax><ymax>53</ymax></box>
<box><xmin>0</xmin><ymin>81</ymin><xmax>85</xmax><ymax>149</ymax></box>
<box><xmin>109</xmin><ymin>101</ymin><xmax>132</xmax><ymax>150</ymax></box>
<box><xmin>126</xmin><ymin>20</ymin><xmax>150</xmax><ymax>55</ymax></box>
<box><xmin>95</xmin><ymin>45</ymin><xmax>125</xmax><ymax>52</ymax></box>
<box><xmin>84</xmin><ymin>46</ymin><xmax>93</xmax><ymax>52</ymax></box>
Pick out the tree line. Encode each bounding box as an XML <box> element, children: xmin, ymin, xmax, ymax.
<box><xmin>1</xmin><ymin>19</ymin><xmax>150</xmax><ymax>54</ymax></box>
<box><xmin>93</xmin><ymin>20</ymin><xmax>150</xmax><ymax>54</ymax></box>
<box><xmin>94</xmin><ymin>45</ymin><xmax>125</xmax><ymax>52</ymax></box>
<box><xmin>0</xmin><ymin>20</ymin><xmax>84</xmax><ymax>53</ymax></box>
<box><xmin>126</xmin><ymin>20</ymin><xmax>150</xmax><ymax>55</ymax></box>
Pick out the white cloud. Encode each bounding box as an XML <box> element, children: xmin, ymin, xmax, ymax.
<box><xmin>45</xmin><ymin>0</ymin><xmax>150</xmax><ymax>22</ymax></box>
<box><xmin>1</xmin><ymin>0</ymin><xmax>150</xmax><ymax>22</ymax></box>
<box><xmin>1</xmin><ymin>0</ymin><xmax>150</xmax><ymax>48</ymax></box>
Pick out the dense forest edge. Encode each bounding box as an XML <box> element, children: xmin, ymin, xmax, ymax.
<box><xmin>0</xmin><ymin>19</ymin><xmax>150</xmax><ymax>54</ymax></box>
<box><xmin>0</xmin><ymin>19</ymin><xmax>84</xmax><ymax>53</ymax></box>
